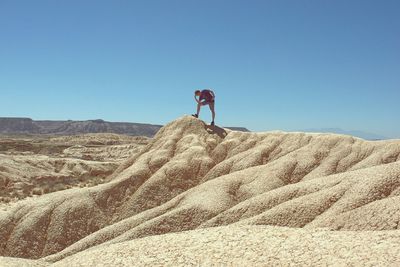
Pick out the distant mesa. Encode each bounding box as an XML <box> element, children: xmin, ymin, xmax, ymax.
<box><xmin>0</xmin><ymin>117</ymin><xmax>161</xmax><ymax>137</ymax></box>
<box><xmin>0</xmin><ymin>117</ymin><xmax>250</xmax><ymax>137</ymax></box>
<box><xmin>89</xmin><ymin>119</ymin><xmax>105</xmax><ymax>123</ymax></box>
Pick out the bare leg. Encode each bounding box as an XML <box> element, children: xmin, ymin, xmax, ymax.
<box><xmin>209</xmin><ymin>102</ymin><xmax>215</xmax><ymax>122</ymax></box>
<box><xmin>196</xmin><ymin>102</ymin><xmax>201</xmax><ymax>116</ymax></box>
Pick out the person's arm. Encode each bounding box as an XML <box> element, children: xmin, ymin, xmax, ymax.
<box><xmin>194</xmin><ymin>94</ymin><xmax>200</xmax><ymax>104</ymax></box>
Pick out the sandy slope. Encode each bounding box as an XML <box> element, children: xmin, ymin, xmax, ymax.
<box><xmin>1</xmin><ymin>116</ymin><xmax>399</xmax><ymax>265</ymax></box>
<box><xmin>52</xmin><ymin>225</ymin><xmax>400</xmax><ymax>267</ymax></box>
<box><xmin>2</xmin><ymin>225</ymin><xmax>399</xmax><ymax>266</ymax></box>
<box><xmin>0</xmin><ymin>257</ymin><xmax>47</xmax><ymax>267</ymax></box>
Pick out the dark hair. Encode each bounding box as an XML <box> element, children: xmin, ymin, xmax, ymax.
<box><xmin>195</xmin><ymin>90</ymin><xmax>201</xmax><ymax>94</ymax></box>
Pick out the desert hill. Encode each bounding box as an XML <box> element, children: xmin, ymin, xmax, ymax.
<box><xmin>0</xmin><ymin>116</ymin><xmax>399</xmax><ymax>265</ymax></box>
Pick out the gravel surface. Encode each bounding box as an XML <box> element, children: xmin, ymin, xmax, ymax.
<box><xmin>53</xmin><ymin>225</ymin><xmax>400</xmax><ymax>267</ymax></box>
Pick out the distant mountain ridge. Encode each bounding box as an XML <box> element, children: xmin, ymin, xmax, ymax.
<box><xmin>0</xmin><ymin>117</ymin><xmax>250</xmax><ymax>137</ymax></box>
<box><xmin>0</xmin><ymin>117</ymin><xmax>162</xmax><ymax>137</ymax></box>
<box><xmin>301</xmin><ymin>128</ymin><xmax>388</xmax><ymax>140</ymax></box>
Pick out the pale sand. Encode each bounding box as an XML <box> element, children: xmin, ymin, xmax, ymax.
<box><xmin>0</xmin><ymin>257</ymin><xmax>48</xmax><ymax>267</ymax></box>
<box><xmin>0</xmin><ymin>116</ymin><xmax>399</xmax><ymax>265</ymax></box>
<box><xmin>52</xmin><ymin>225</ymin><xmax>400</xmax><ymax>266</ymax></box>
<box><xmin>2</xmin><ymin>225</ymin><xmax>399</xmax><ymax>266</ymax></box>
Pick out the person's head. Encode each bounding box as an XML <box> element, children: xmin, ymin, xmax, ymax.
<box><xmin>195</xmin><ymin>90</ymin><xmax>201</xmax><ymax>96</ymax></box>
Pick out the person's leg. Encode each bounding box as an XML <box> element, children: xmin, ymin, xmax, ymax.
<box><xmin>209</xmin><ymin>101</ymin><xmax>215</xmax><ymax>123</ymax></box>
<box><xmin>196</xmin><ymin>102</ymin><xmax>201</xmax><ymax>116</ymax></box>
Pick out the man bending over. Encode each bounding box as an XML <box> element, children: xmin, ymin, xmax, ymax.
<box><xmin>192</xmin><ymin>89</ymin><xmax>215</xmax><ymax>126</ymax></box>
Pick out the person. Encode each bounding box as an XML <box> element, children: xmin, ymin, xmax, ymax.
<box><xmin>192</xmin><ymin>89</ymin><xmax>215</xmax><ymax>126</ymax></box>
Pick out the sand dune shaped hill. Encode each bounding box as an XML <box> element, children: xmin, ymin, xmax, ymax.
<box><xmin>1</xmin><ymin>116</ymin><xmax>400</xmax><ymax>265</ymax></box>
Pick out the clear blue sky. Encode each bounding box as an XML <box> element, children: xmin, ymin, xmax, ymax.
<box><xmin>1</xmin><ymin>0</ymin><xmax>399</xmax><ymax>137</ymax></box>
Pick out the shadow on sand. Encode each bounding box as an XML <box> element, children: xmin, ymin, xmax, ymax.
<box><xmin>204</xmin><ymin>124</ymin><xmax>228</xmax><ymax>139</ymax></box>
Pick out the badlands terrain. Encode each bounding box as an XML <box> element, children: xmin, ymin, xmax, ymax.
<box><xmin>0</xmin><ymin>133</ymin><xmax>149</xmax><ymax>206</ymax></box>
<box><xmin>1</xmin><ymin>116</ymin><xmax>400</xmax><ymax>266</ymax></box>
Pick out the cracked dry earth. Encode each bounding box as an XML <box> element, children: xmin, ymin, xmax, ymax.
<box><xmin>1</xmin><ymin>116</ymin><xmax>400</xmax><ymax>266</ymax></box>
